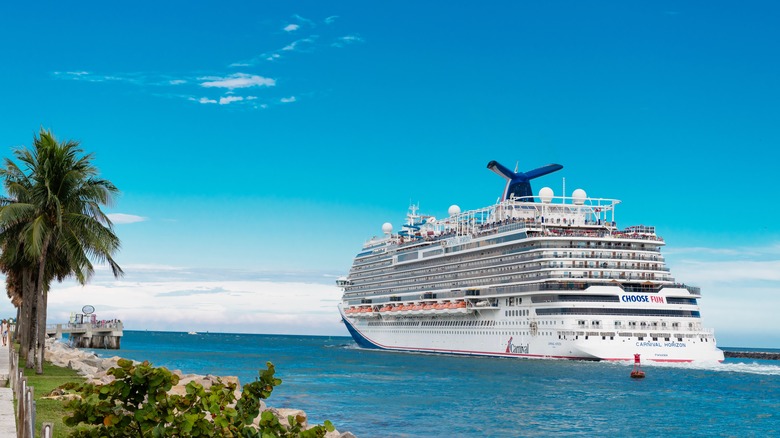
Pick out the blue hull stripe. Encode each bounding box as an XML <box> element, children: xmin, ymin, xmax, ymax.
<box><xmin>340</xmin><ymin>312</ymin><xmax>382</xmax><ymax>349</ymax></box>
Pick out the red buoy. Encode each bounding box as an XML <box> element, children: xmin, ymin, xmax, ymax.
<box><xmin>630</xmin><ymin>353</ymin><xmax>645</xmax><ymax>378</ymax></box>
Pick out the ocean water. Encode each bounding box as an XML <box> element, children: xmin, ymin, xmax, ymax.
<box><xmin>88</xmin><ymin>331</ymin><xmax>780</xmax><ymax>437</ymax></box>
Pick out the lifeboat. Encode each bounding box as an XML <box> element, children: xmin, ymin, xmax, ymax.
<box><xmin>456</xmin><ymin>301</ymin><xmax>467</xmax><ymax>308</ymax></box>
<box><xmin>380</xmin><ymin>305</ymin><xmax>392</xmax><ymax>312</ymax></box>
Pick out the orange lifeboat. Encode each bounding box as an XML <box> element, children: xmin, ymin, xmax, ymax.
<box><xmin>456</xmin><ymin>301</ymin><xmax>467</xmax><ymax>308</ymax></box>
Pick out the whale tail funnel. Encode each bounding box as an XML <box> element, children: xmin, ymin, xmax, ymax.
<box><xmin>487</xmin><ymin>161</ymin><xmax>563</xmax><ymax>201</ymax></box>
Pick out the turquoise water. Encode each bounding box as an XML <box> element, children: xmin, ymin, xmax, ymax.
<box><xmin>91</xmin><ymin>331</ymin><xmax>780</xmax><ymax>437</ymax></box>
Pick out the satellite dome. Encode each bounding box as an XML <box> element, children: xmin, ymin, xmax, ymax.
<box><xmin>538</xmin><ymin>187</ymin><xmax>554</xmax><ymax>203</ymax></box>
<box><xmin>448</xmin><ymin>205</ymin><xmax>461</xmax><ymax>216</ymax></box>
<box><xmin>382</xmin><ymin>222</ymin><xmax>393</xmax><ymax>234</ymax></box>
<box><xmin>572</xmin><ymin>188</ymin><xmax>587</xmax><ymax>205</ymax></box>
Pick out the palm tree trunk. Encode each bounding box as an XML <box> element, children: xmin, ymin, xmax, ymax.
<box><xmin>35</xmin><ymin>286</ymin><xmax>47</xmax><ymax>374</ymax></box>
<box><xmin>19</xmin><ymin>268</ymin><xmax>32</xmax><ymax>354</ymax></box>
<box><xmin>13</xmin><ymin>306</ymin><xmax>19</xmax><ymax>343</ymax></box>
<box><xmin>17</xmin><ymin>282</ymin><xmax>26</xmax><ymax>356</ymax></box>
<box><xmin>35</xmin><ymin>239</ymin><xmax>50</xmax><ymax>374</ymax></box>
<box><xmin>24</xmin><ymin>281</ymin><xmax>36</xmax><ymax>369</ymax></box>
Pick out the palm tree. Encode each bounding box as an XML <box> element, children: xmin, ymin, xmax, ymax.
<box><xmin>0</xmin><ymin>129</ymin><xmax>123</xmax><ymax>373</ymax></box>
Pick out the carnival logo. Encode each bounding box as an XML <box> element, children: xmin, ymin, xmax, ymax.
<box><xmin>506</xmin><ymin>337</ymin><xmax>529</xmax><ymax>354</ymax></box>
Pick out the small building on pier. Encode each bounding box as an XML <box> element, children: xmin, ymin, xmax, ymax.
<box><xmin>46</xmin><ymin>305</ymin><xmax>123</xmax><ymax>349</ymax></box>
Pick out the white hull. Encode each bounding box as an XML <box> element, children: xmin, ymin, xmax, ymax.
<box><xmin>341</xmin><ymin>306</ymin><xmax>724</xmax><ymax>362</ymax></box>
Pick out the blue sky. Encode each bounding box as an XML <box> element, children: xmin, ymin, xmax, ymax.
<box><xmin>1</xmin><ymin>1</ymin><xmax>778</xmax><ymax>347</ymax></box>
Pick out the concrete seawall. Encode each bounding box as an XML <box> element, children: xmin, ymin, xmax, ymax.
<box><xmin>724</xmin><ymin>351</ymin><xmax>780</xmax><ymax>360</ymax></box>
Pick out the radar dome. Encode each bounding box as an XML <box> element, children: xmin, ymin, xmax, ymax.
<box><xmin>382</xmin><ymin>222</ymin><xmax>393</xmax><ymax>234</ymax></box>
<box><xmin>448</xmin><ymin>205</ymin><xmax>461</xmax><ymax>216</ymax></box>
<box><xmin>538</xmin><ymin>187</ymin><xmax>554</xmax><ymax>203</ymax></box>
<box><xmin>572</xmin><ymin>188</ymin><xmax>587</xmax><ymax>205</ymax></box>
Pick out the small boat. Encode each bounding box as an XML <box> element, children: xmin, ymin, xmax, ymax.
<box><xmin>188</xmin><ymin>331</ymin><xmax>198</xmax><ymax>335</ymax></box>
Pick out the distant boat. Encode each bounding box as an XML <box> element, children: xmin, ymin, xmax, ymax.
<box><xmin>188</xmin><ymin>331</ymin><xmax>198</xmax><ymax>335</ymax></box>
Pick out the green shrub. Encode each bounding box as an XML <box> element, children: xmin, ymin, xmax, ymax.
<box><xmin>62</xmin><ymin>359</ymin><xmax>334</xmax><ymax>437</ymax></box>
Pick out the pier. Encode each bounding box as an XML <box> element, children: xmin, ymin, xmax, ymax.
<box><xmin>45</xmin><ymin>321</ymin><xmax>123</xmax><ymax>349</ymax></box>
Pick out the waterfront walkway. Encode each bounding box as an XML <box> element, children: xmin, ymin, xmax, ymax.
<box><xmin>0</xmin><ymin>345</ymin><xmax>16</xmax><ymax>436</ymax></box>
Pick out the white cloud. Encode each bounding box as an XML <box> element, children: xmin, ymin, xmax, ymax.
<box><xmin>191</xmin><ymin>97</ymin><xmax>217</xmax><ymax>104</ymax></box>
<box><xmin>674</xmin><ymin>259</ymin><xmax>780</xmax><ymax>283</ymax></box>
<box><xmin>284</xmin><ymin>24</ymin><xmax>300</xmax><ymax>32</ymax></box>
<box><xmin>324</xmin><ymin>16</ymin><xmax>338</xmax><ymax>24</ymax></box>
<box><xmin>281</xmin><ymin>37</ymin><xmax>317</xmax><ymax>52</ymax></box>
<box><xmin>43</xmin><ymin>267</ymin><xmax>347</xmax><ymax>336</ymax></box>
<box><xmin>293</xmin><ymin>14</ymin><xmax>315</xmax><ymax>27</ymax></box>
<box><xmin>107</xmin><ymin>213</ymin><xmax>147</xmax><ymax>224</ymax></box>
<box><xmin>280</xmin><ymin>96</ymin><xmax>296</xmax><ymax>103</ymax></box>
<box><xmin>219</xmin><ymin>95</ymin><xmax>244</xmax><ymax>105</ymax></box>
<box><xmin>332</xmin><ymin>34</ymin><xmax>364</xmax><ymax>48</ymax></box>
<box><xmin>663</xmin><ymin>242</ymin><xmax>780</xmax><ymax>347</ymax></box>
<box><xmin>199</xmin><ymin>73</ymin><xmax>276</xmax><ymax>89</ymax></box>
<box><xmin>169</xmin><ymin>79</ymin><xmax>187</xmax><ymax>85</ymax></box>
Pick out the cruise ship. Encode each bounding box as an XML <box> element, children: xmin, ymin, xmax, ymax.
<box><xmin>337</xmin><ymin>161</ymin><xmax>724</xmax><ymax>362</ymax></box>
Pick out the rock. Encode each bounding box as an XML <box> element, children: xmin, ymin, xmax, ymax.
<box><xmin>263</xmin><ymin>408</ymin><xmax>308</xmax><ymax>429</ymax></box>
<box><xmin>43</xmin><ymin>339</ymin><xmax>355</xmax><ymax>436</ymax></box>
<box><xmin>68</xmin><ymin>360</ymin><xmax>98</xmax><ymax>377</ymax></box>
<box><xmin>724</xmin><ymin>351</ymin><xmax>780</xmax><ymax>360</ymax></box>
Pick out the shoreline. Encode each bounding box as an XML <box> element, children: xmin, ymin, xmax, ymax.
<box><xmin>43</xmin><ymin>338</ymin><xmax>354</xmax><ymax>437</ymax></box>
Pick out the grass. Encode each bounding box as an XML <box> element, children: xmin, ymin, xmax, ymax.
<box><xmin>21</xmin><ymin>359</ymin><xmax>85</xmax><ymax>438</ymax></box>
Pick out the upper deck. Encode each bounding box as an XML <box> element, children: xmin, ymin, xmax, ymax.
<box><xmin>358</xmin><ymin>191</ymin><xmax>661</xmax><ymax>259</ymax></box>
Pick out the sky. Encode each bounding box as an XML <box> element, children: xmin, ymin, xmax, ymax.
<box><xmin>0</xmin><ymin>1</ymin><xmax>778</xmax><ymax>347</ymax></box>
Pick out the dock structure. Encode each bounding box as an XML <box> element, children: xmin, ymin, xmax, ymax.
<box><xmin>46</xmin><ymin>321</ymin><xmax>123</xmax><ymax>349</ymax></box>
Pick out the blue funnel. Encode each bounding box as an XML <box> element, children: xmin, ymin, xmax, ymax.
<box><xmin>487</xmin><ymin>161</ymin><xmax>563</xmax><ymax>201</ymax></box>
